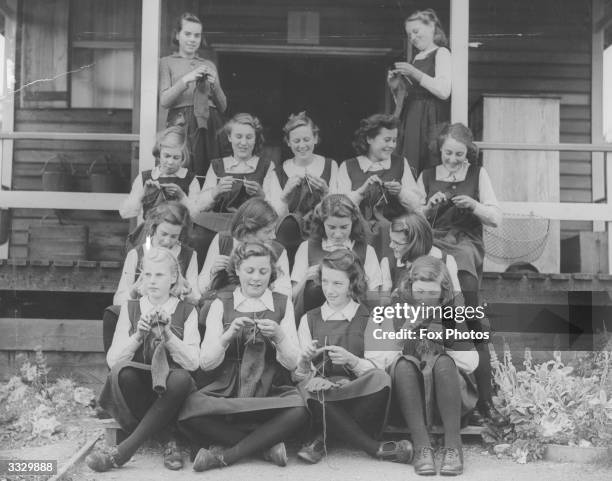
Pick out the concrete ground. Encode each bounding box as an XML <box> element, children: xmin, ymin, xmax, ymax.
<box><xmin>65</xmin><ymin>441</ymin><xmax>612</xmax><ymax>481</ymax></box>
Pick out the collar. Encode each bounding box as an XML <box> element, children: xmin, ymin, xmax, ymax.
<box><xmin>151</xmin><ymin>166</ymin><xmax>187</xmax><ymax>180</ymax></box>
<box><xmin>436</xmin><ymin>162</ymin><xmax>469</xmax><ymax>182</ymax></box>
<box><xmin>224</xmin><ymin>155</ymin><xmax>259</xmax><ymax>171</ymax></box>
<box><xmin>322</xmin><ymin>238</ymin><xmax>354</xmax><ymax>252</ymax></box>
<box><xmin>170</xmin><ymin>52</ymin><xmax>205</xmax><ymax>61</ymax></box>
<box><xmin>414</xmin><ymin>46</ymin><xmax>438</xmax><ymax>60</ymax></box>
<box><xmin>321</xmin><ymin>299</ymin><xmax>359</xmax><ymax>322</ymax></box>
<box><xmin>140</xmin><ymin>295</ymin><xmax>179</xmax><ymax>315</ymax></box>
<box><xmin>357</xmin><ymin>155</ymin><xmax>390</xmax><ymax>172</ymax></box>
<box><xmin>233</xmin><ymin>287</ymin><xmax>275</xmax><ymax>312</ymax></box>
<box><xmin>285</xmin><ymin>155</ymin><xmax>324</xmax><ymax>175</ymax></box>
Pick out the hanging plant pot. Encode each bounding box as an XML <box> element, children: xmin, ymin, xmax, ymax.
<box><xmin>544</xmin><ymin>444</ymin><xmax>611</xmax><ymax>463</ymax></box>
<box><xmin>88</xmin><ymin>156</ymin><xmax>124</xmax><ymax>193</ymax></box>
<box><xmin>41</xmin><ymin>156</ymin><xmax>75</xmax><ymax>192</ymax></box>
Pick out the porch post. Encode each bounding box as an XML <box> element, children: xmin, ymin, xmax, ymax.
<box><xmin>450</xmin><ymin>0</ymin><xmax>469</xmax><ymax>124</ymax></box>
<box><xmin>139</xmin><ymin>0</ymin><xmax>161</xmax><ymax>173</ymax></box>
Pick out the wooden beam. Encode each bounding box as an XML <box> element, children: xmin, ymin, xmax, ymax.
<box><xmin>592</xmin><ymin>0</ymin><xmax>606</xmax><ymax>231</ymax></box>
<box><xmin>476</xmin><ymin>141</ymin><xmax>612</xmax><ymax>152</ymax></box>
<box><xmin>0</xmin><ymin>132</ymin><xmax>138</xmax><ymax>141</ymax></box>
<box><xmin>139</xmin><ymin>0</ymin><xmax>161</xmax><ymax>173</ymax></box>
<box><xmin>0</xmin><ymin>191</ymin><xmax>126</xmax><ymax>210</ymax></box>
<box><xmin>214</xmin><ymin>43</ymin><xmax>394</xmax><ymax>57</ymax></box>
<box><xmin>0</xmin><ymin>318</ymin><xmax>103</xmax><ymax>352</ymax></box>
<box><xmin>450</xmin><ymin>0</ymin><xmax>469</xmax><ymax>123</ymax></box>
<box><xmin>498</xmin><ymin>201</ymin><xmax>612</xmax><ymax>222</ymax></box>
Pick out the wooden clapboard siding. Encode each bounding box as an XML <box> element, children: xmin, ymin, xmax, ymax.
<box><xmin>469</xmin><ymin>0</ymin><xmax>593</xmax><ymax>238</ymax></box>
<box><xmin>9</xmin><ymin>109</ymin><xmax>132</xmax><ymax>261</ymax></box>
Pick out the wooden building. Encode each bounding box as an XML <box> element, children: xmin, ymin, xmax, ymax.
<box><xmin>0</xmin><ymin>0</ymin><xmax>611</xmax><ymax>382</ymax></box>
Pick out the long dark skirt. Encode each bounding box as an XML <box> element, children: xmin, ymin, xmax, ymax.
<box><xmin>98</xmin><ymin>360</ymin><xmax>196</xmax><ymax>432</ymax></box>
<box><xmin>385</xmin><ymin>353</ymin><xmax>477</xmax><ymax>429</ymax></box>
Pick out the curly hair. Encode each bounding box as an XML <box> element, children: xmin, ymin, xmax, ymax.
<box><xmin>283</xmin><ymin>111</ymin><xmax>320</xmax><ymax>145</ymax></box>
<box><xmin>141</xmin><ymin>246</ymin><xmax>191</xmax><ymax>298</ymax></box>
<box><xmin>144</xmin><ymin>200</ymin><xmax>192</xmax><ymax>243</ymax></box>
<box><xmin>230</xmin><ymin>197</ymin><xmax>278</xmax><ymax>241</ymax></box>
<box><xmin>390</xmin><ymin>212</ymin><xmax>433</xmax><ymax>264</ymax></box>
<box><xmin>316</xmin><ymin>249</ymin><xmax>367</xmax><ymax>301</ymax></box>
<box><xmin>171</xmin><ymin>12</ymin><xmax>206</xmax><ymax>48</ymax></box>
<box><xmin>227</xmin><ymin>241</ymin><xmax>279</xmax><ymax>287</ymax></box>
<box><xmin>405</xmin><ymin>9</ymin><xmax>448</xmax><ymax>48</ymax></box>
<box><xmin>151</xmin><ymin>126</ymin><xmax>190</xmax><ymax>167</ymax></box>
<box><xmin>396</xmin><ymin>255</ymin><xmax>454</xmax><ymax>307</ymax></box>
<box><xmin>352</xmin><ymin>114</ymin><xmax>399</xmax><ymax>156</ymax></box>
<box><xmin>429</xmin><ymin>122</ymin><xmax>480</xmax><ymax>166</ymax></box>
<box><xmin>224</xmin><ymin>113</ymin><xmax>265</xmax><ymax>156</ymax></box>
<box><xmin>309</xmin><ymin>194</ymin><xmax>368</xmax><ymax>244</ymax></box>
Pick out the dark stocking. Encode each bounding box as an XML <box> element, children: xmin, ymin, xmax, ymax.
<box><xmin>115</xmin><ymin>368</ymin><xmax>193</xmax><ymax>465</ymax></box>
<box><xmin>433</xmin><ymin>356</ymin><xmax>462</xmax><ymax>449</ymax></box>
<box><xmin>393</xmin><ymin>358</ymin><xmax>430</xmax><ymax>448</ymax></box>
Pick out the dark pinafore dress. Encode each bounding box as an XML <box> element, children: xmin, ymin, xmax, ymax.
<box><xmin>422</xmin><ymin>163</ymin><xmax>484</xmax><ymax>281</ymax></box>
<box><xmin>191</xmin><ymin>156</ymin><xmax>272</xmax><ymax>266</ymax></box>
<box><xmin>125</xmin><ymin>170</ymin><xmax>196</xmax><ymax>250</ymax></box>
<box><xmin>385</xmin><ymin>313</ymin><xmax>478</xmax><ymax>429</ymax></box>
<box><xmin>395</xmin><ymin>48</ymin><xmax>450</xmax><ymax>177</ymax></box>
<box><xmin>102</xmin><ymin>245</ymin><xmax>195</xmax><ymax>353</ymax></box>
<box><xmin>293</xmin><ymin>239</ymin><xmax>367</xmax><ymax>322</ymax></box>
<box><xmin>275</xmin><ymin>157</ymin><xmax>335</xmax><ymax>269</ymax></box>
<box><xmin>179</xmin><ymin>291</ymin><xmax>304</xmax><ymax>421</ymax></box>
<box><xmin>298</xmin><ymin>304</ymin><xmax>391</xmax><ymax>435</ymax></box>
<box><xmin>98</xmin><ymin>299</ymin><xmax>196</xmax><ymax>432</ymax></box>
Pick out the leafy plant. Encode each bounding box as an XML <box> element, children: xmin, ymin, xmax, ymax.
<box><xmin>487</xmin><ymin>343</ymin><xmax>612</xmax><ymax>463</ymax></box>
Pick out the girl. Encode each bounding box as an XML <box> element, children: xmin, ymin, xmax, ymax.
<box><xmin>103</xmin><ymin>201</ymin><xmax>200</xmax><ymax>353</ymax></box>
<box><xmin>198</xmin><ymin>197</ymin><xmax>291</xmax><ymax>297</ymax></box>
<box><xmin>291</xmin><ymin>194</ymin><xmax>383</xmax><ymax>320</ymax></box>
<box><xmin>380</xmin><ymin>211</ymin><xmax>461</xmax><ymax>292</ymax></box>
<box><xmin>120</xmin><ymin>127</ymin><xmax>200</xmax><ymax>249</ymax></box>
<box><xmin>337</xmin><ymin>114</ymin><xmax>421</xmax><ymax>256</ymax></box>
<box><xmin>416</xmin><ymin>122</ymin><xmax>503</xmax><ymax>426</ymax></box>
<box><xmin>159</xmin><ymin>12</ymin><xmax>228</xmax><ymax>176</ymax></box>
<box><xmin>377</xmin><ymin>256</ymin><xmax>478</xmax><ymax>476</ymax></box>
<box><xmin>178</xmin><ymin>242</ymin><xmax>308</xmax><ymax>471</ymax></box>
<box><xmin>388</xmin><ymin>9</ymin><xmax>451</xmax><ymax>176</ymax></box>
<box><xmin>295</xmin><ymin>249</ymin><xmax>412</xmax><ymax>464</ymax></box>
<box><xmin>194</xmin><ymin>113</ymin><xmax>280</xmax><ymax>258</ymax></box>
<box><xmin>272</xmin><ymin>112</ymin><xmax>339</xmax><ymax>267</ymax></box>
<box><xmin>88</xmin><ymin>247</ymin><xmax>200</xmax><ymax>472</ymax></box>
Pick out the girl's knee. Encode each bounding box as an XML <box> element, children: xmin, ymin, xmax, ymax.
<box><xmin>117</xmin><ymin>366</ymin><xmax>140</xmax><ymax>386</ymax></box>
<box><xmin>393</xmin><ymin>358</ymin><xmax>418</xmax><ymax>383</ymax></box>
<box><xmin>166</xmin><ymin>369</ymin><xmax>193</xmax><ymax>394</ymax></box>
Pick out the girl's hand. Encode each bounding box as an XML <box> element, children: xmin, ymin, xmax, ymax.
<box><xmin>211</xmin><ymin>255</ymin><xmax>230</xmax><ymax>274</ymax></box>
<box><xmin>383</xmin><ymin>181</ymin><xmax>402</xmax><ymax>196</ymax></box>
<box><xmin>298</xmin><ymin>341</ymin><xmax>324</xmax><ymax>369</ymax></box>
<box><xmin>394</xmin><ymin>62</ymin><xmax>422</xmax><ymax>81</ymax></box>
<box><xmin>161</xmin><ymin>183</ymin><xmax>186</xmax><ymax>200</ymax></box>
<box><xmin>243</xmin><ymin>179</ymin><xmax>263</xmax><ymax>196</ymax></box>
<box><xmin>162</xmin><ymin>321</ymin><xmax>174</xmax><ymax>342</ymax></box>
<box><xmin>426</xmin><ymin>191</ymin><xmax>448</xmax><ymax>209</ymax></box>
<box><xmin>205</xmin><ymin>70</ymin><xmax>217</xmax><ymax>86</ymax></box>
<box><xmin>307</xmin><ymin>175</ymin><xmax>328</xmax><ymax>193</ymax></box>
<box><xmin>305</xmin><ymin>377</ymin><xmax>338</xmax><ymax>393</ymax></box>
<box><xmin>135</xmin><ymin>316</ymin><xmax>152</xmax><ymax>342</ymax></box>
<box><xmin>282</xmin><ymin>175</ymin><xmax>303</xmax><ymax>199</ymax></box>
<box><xmin>325</xmin><ymin>345</ymin><xmax>359</xmax><ymax>367</ymax></box>
<box><xmin>222</xmin><ymin>316</ymin><xmax>253</xmax><ymax>343</ymax></box>
<box><xmin>256</xmin><ymin>318</ymin><xmax>283</xmax><ymax>342</ymax></box>
<box><xmin>181</xmin><ymin>65</ymin><xmax>208</xmax><ymax>85</ymax></box>
<box><xmin>214</xmin><ymin>176</ymin><xmax>234</xmax><ymax>198</ymax></box>
<box><xmin>451</xmin><ymin>195</ymin><xmax>478</xmax><ymax>211</ymax></box>
<box><xmin>358</xmin><ymin>175</ymin><xmax>381</xmax><ymax>196</ymax></box>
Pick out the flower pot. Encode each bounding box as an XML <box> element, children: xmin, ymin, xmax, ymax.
<box><xmin>41</xmin><ymin>157</ymin><xmax>75</xmax><ymax>192</ymax></box>
<box><xmin>544</xmin><ymin>444</ymin><xmax>611</xmax><ymax>463</ymax></box>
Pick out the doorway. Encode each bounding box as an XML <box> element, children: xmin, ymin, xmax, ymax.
<box><xmin>218</xmin><ymin>52</ymin><xmax>388</xmax><ymax>162</ymax></box>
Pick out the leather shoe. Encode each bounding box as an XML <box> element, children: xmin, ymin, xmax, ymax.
<box><xmin>376</xmin><ymin>440</ymin><xmax>414</xmax><ymax>464</ymax></box>
<box><xmin>263</xmin><ymin>442</ymin><xmax>288</xmax><ymax>467</ymax></box>
<box><xmin>163</xmin><ymin>440</ymin><xmax>183</xmax><ymax>471</ymax></box>
<box><xmin>86</xmin><ymin>446</ymin><xmax>120</xmax><ymax>472</ymax></box>
<box><xmin>297</xmin><ymin>437</ymin><xmax>325</xmax><ymax>464</ymax></box>
<box><xmin>413</xmin><ymin>446</ymin><xmax>436</xmax><ymax>476</ymax></box>
<box><xmin>192</xmin><ymin>448</ymin><xmax>227</xmax><ymax>472</ymax></box>
<box><xmin>466</xmin><ymin>407</ymin><xmax>486</xmax><ymax>426</ymax></box>
<box><xmin>439</xmin><ymin>447</ymin><xmax>463</xmax><ymax>476</ymax></box>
